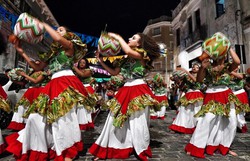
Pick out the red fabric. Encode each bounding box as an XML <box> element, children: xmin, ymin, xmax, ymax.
<box><xmin>85</xmin><ymin>86</ymin><xmax>95</xmax><ymax>94</ymax></box>
<box><xmin>6</xmin><ymin>132</ymin><xmax>83</xmax><ymax>161</ymax></box>
<box><xmin>7</xmin><ymin>121</ymin><xmax>25</xmax><ymax>131</ymax></box>
<box><xmin>153</xmin><ymin>95</ymin><xmax>168</xmax><ymax>103</ymax></box>
<box><xmin>40</xmin><ymin>76</ymin><xmax>88</xmax><ymax>104</ymax></box>
<box><xmin>235</xmin><ymin>91</ymin><xmax>249</xmax><ymax>104</ymax></box>
<box><xmin>114</xmin><ymin>84</ymin><xmax>155</xmax><ymax>115</ymax></box>
<box><xmin>203</xmin><ymin>89</ymin><xmax>233</xmax><ymax>105</ymax></box>
<box><xmin>206</xmin><ymin>145</ymin><xmax>218</xmax><ymax>155</ymax></box>
<box><xmin>0</xmin><ymin>85</ymin><xmax>7</xmax><ymax>99</ymax></box>
<box><xmin>79</xmin><ymin>122</ymin><xmax>94</xmax><ymax>130</ymax></box>
<box><xmin>150</xmin><ymin>116</ymin><xmax>158</xmax><ymax>120</ymax></box>
<box><xmin>159</xmin><ymin>116</ymin><xmax>165</xmax><ymax>120</ymax></box>
<box><xmin>185</xmin><ymin>91</ymin><xmax>204</xmax><ymax>100</ymax></box>
<box><xmin>241</xmin><ymin>124</ymin><xmax>248</xmax><ymax>133</ymax></box>
<box><xmin>137</xmin><ymin>146</ymin><xmax>152</xmax><ymax>161</ymax></box>
<box><xmin>22</xmin><ymin>87</ymin><xmax>44</xmax><ymax>104</ymax></box>
<box><xmin>89</xmin><ymin>143</ymin><xmax>134</xmax><ymax>159</ymax></box>
<box><xmin>218</xmin><ymin>144</ymin><xmax>229</xmax><ymax>155</ymax></box>
<box><xmin>185</xmin><ymin>143</ymin><xmax>205</xmax><ymax>158</ymax></box>
<box><xmin>0</xmin><ymin>143</ymin><xmax>6</xmax><ymax>154</ymax></box>
<box><xmin>169</xmin><ymin>124</ymin><xmax>195</xmax><ymax>134</ymax></box>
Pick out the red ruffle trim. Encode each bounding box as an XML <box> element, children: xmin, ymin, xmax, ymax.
<box><xmin>185</xmin><ymin>143</ymin><xmax>205</xmax><ymax>158</ymax></box>
<box><xmin>79</xmin><ymin>122</ymin><xmax>94</xmax><ymax>130</ymax></box>
<box><xmin>150</xmin><ymin>116</ymin><xmax>165</xmax><ymax>120</ymax></box>
<box><xmin>0</xmin><ymin>143</ymin><xmax>6</xmax><ymax>154</ymax></box>
<box><xmin>7</xmin><ymin>121</ymin><xmax>25</xmax><ymax>131</ymax></box>
<box><xmin>185</xmin><ymin>143</ymin><xmax>230</xmax><ymax>158</ymax></box>
<box><xmin>5</xmin><ymin>132</ymin><xmax>83</xmax><ymax>161</ymax></box>
<box><xmin>89</xmin><ymin>143</ymin><xmax>134</xmax><ymax>159</ymax></box>
<box><xmin>185</xmin><ymin>91</ymin><xmax>204</xmax><ymax>100</ymax></box>
<box><xmin>154</xmin><ymin>95</ymin><xmax>168</xmax><ymax>103</ymax></box>
<box><xmin>169</xmin><ymin>124</ymin><xmax>195</xmax><ymax>134</ymax></box>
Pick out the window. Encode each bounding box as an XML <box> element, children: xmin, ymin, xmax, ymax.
<box><xmin>176</xmin><ymin>28</ymin><xmax>180</xmax><ymax>46</ymax></box>
<box><xmin>215</xmin><ymin>0</ymin><xmax>225</xmax><ymax>18</ymax></box>
<box><xmin>188</xmin><ymin>16</ymin><xmax>192</xmax><ymax>34</ymax></box>
<box><xmin>195</xmin><ymin>9</ymin><xmax>201</xmax><ymax>28</ymax></box>
<box><xmin>152</xmin><ymin>27</ymin><xmax>161</xmax><ymax>36</ymax></box>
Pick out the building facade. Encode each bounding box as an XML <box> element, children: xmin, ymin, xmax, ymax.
<box><xmin>143</xmin><ymin>16</ymin><xmax>174</xmax><ymax>86</ymax></box>
<box><xmin>172</xmin><ymin>0</ymin><xmax>249</xmax><ymax>72</ymax></box>
<box><xmin>0</xmin><ymin>0</ymin><xmax>58</xmax><ymax>73</ymax></box>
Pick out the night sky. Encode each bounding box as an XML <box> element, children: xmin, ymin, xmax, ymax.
<box><xmin>44</xmin><ymin>0</ymin><xmax>180</xmax><ymax>40</ymax></box>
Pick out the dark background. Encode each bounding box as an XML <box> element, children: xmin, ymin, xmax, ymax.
<box><xmin>44</xmin><ymin>0</ymin><xmax>180</xmax><ymax>40</ymax></box>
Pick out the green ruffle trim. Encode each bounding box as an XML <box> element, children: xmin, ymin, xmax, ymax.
<box><xmin>14</xmin><ymin>97</ymin><xmax>30</xmax><ymax>111</ymax></box>
<box><xmin>105</xmin><ymin>94</ymin><xmax>158</xmax><ymax>127</ymax></box>
<box><xmin>23</xmin><ymin>86</ymin><xmax>96</xmax><ymax>124</ymax></box>
<box><xmin>194</xmin><ymin>93</ymin><xmax>244</xmax><ymax>117</ymax></box>
<box><xmin>155</xmin><ymin>100</ymin><xmax>169</xmax><ymax>110</ymax></box>
<box><xmin>233</xmin><ymin>95</ymin><xmax>250</xmax><ymax>114</ymax></box>
<box><xmin>0</xmin><ymin>96</ymin><xmax>11</xmax><ymax>113</ymax></box>
<box><xmin>176</xmin><ymin>96</ymin><xmax>203</xmax><ymax>107</ymax></box>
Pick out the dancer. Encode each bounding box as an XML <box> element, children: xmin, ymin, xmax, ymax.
<box><xmin>89</xmin><ymin>32</ymin><xmax>160</xmax><ymax>160</ymax></box>
<box><xmin>0</xmin><ymin>31</ymin><xmax>12</xmax><ymax>154</ymax></box>
<box><xmin>149</xmin><ymin>73</ymin><xmax>169</xmax><ymax>120</ymax></box>
<box><xmin>185</xmin><ymin>47</ymin><xmax>243</xmax><ymax>158</ymax></box>
<box><xmin>7</xmin><ymin>63</ymin><xmax>50</xmax><ymax>130</ymax></box>
<box><xmin>169</xmin><ymin>63</ymin><xmax>204</xmax><ymax>134</ymax></box>
<box><xmin>229</xmin><ymin>67</ymin><xmax>249</xmax><ymax>133</ymax></box>
<box><xmin>73</xmin><ymin>57</ymin><xmax>98</xmax><ymax>130</ymax></box>
<box><xmin>6</xmin><ymin>21</ymin><xmax>95</xmax><ymax>161</ymax></box>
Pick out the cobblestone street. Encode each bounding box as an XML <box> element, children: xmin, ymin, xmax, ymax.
<box><xmin>1</xmin><ymin>110</ymin><xmax>250</xmax><ymax>161</ymax></box>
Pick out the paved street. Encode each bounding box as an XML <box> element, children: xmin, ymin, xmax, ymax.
<box><xmin>1</xmin><ymin>110</ymin><xmax>250</xmax><ymax>161</ymax></box>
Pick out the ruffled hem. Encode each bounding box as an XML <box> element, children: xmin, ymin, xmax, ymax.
<box><xmin>185</xmin><ymin>143</ymin><xmax>230</xmax><ymax>158</ymax></box>
<box><xmin>89</xmin><ymin>143</ymin><xmax>152</xmax><ymax>160</ymax></box>
<box><xmin>7</xmin><ymin>121</ymin><xmax>25</xmax><ymax>131</ymax></box>
<box><xmin>24</xmin><ymin>86</ymin><xmax>96</xmax><ymax>124</ymax></box>
<box><xmin>150</xmin><ymin>116</ymin><xmax>165</xmax><ymax>120</ymax></box>
<box><xmin>79</xmin><ymin>122</ymin><xmax>94</xmax><ymax>130</ymax></box>
<box><xmin>0</xmin><ymin>96</ymin><xmax>11</xmax><ymax>113</ymax></box>
<box><xmin>168</xmin><ymin>124</ymin><xmax>195</xmax><ymax>134</ymax></box>
<box><xmin>185</xmin><ymin>143</ymin><xmax>205</xmax><ymax>158</ymax></box>
<box><xmin>195</xmin><ymin>93</ymin><xmax>238</xmax><ymax>117</ymax></box>
<box><xmin>0</xmin><ymin>143</ymin><xmax>6</xmax><ymax>154</ymax></box>
<box><xmin>6</xmin><ymin>132</ymin><xmax>83</xmax><ymax>161</ymax></box>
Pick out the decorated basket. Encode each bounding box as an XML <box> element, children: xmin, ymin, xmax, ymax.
<box><xmin>14</xmin><ymin>13</ymin><xmax>45</xmax><ymax>44</ymax></box>
<box><xmin>202</xmin><ymin>32</ymin><xmax>231</xmax><ymax>60</ymax></box>
<box><xmin>153</xmin><ymin>73</ymin><xmax>163</xmax><ymax>85</ymax></box>
<box><xmin>172</xmin><ymin>70</ymin><xmax>187</xmax><ymax>80</ymax></box>
<box><xmin>97</xmin><ymin>32</ymin><xmax>121</xmax><ymax>57</ymax></box>
<box><xmin>7</xmin><ymin>68</ymin><xmax>25</xmax><ymax>81</ymax></box>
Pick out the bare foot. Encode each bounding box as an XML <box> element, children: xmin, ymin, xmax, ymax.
<box><xmin>186</xmin><ymin>152</ymin><xmax>191</xmax><ymax>155</ymax></box>
<box><xmin>92</xmin><ymin>157</ymin><xmax>100</xmax><ymax>161</ymax></box>
<box><xmin>65</xmin><ymin>158</ymin><xmax>72</xmax><ymax>161</ymax></box>
<box><xmin>229</xmin><ymin>150</ymin><xmax>238</xmax><ymax>156</ymax></box>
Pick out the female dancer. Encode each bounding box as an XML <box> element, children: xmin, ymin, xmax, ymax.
<box><xmin>169</xmin><ymin>63</ymin><xmax>204</xmax><ymax>134</ymax></box>
<box><xmin>0</xmin><ymin>31</ymin><xmax>11</xmax><ymax>154</ymax></box>
<box><xmin>6</xmin><ymin>21</ymin><xmax>95</xmax><ymax>160</ymax></box>
<box><xmin>149</xmin><ymin>73</ymin><xmax>169</xmax><ymax>120</ymax></box>
<box><xmin>185</xmin><ymin>48</ymin><xmax>244</xmax><ymax>158</ymax></box>
<box><xmin>73</xmin><ymin>57</ymin><xmax>98</xmax><ymax>130</ymax></box>
<box><xmin>229</xmin><ymin>67</ymin><xmax>249</xmax><ymax>133</ymax></box>
<box><xmin>89</xmin><ymin>32</ymin><xmax>160</xmax><ymax>160</ymax></box>
<box><xmin>7</xmin><ymin>64</ymin><xmax>50</xmax><ymax>130</ymax></box>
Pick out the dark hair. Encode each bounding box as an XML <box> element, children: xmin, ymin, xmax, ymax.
<box><xmin>0</xmin><ymin>31</ymin><xmax>7</xmax><ymax>54</ymax></box>
<box><xmin>77</xmin><ymin>57</ymin><xmax>89</xmax><ymax>69</ymax></box>
<box><xmin>137</xmin><ymin>33</ymin><xmax>160</xmax><ymax>66</ymax></box>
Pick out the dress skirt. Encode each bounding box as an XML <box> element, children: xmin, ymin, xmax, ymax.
<box><xmin>7</xmin><ymin>86</ymin><xmax>44</xmax><ymax>131</ymax></box>
<box><xmin>6</xmin><ymin>70</ymin><xmax>94</xmax><ymax>160</ymax></box>
<box><xmin>185</xmin><ymin>86</ymin><xmax>237</xmax><ymax>158</ymax></box>
<box><xmin>89</xmin><ymin>79</ymin><xmax>157</xmax><ymax>161</ymax></box>
<box><xmin>169</xmin><ymin>90</ymin><xmax>203</xmax><ymax>134</ymax></box>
